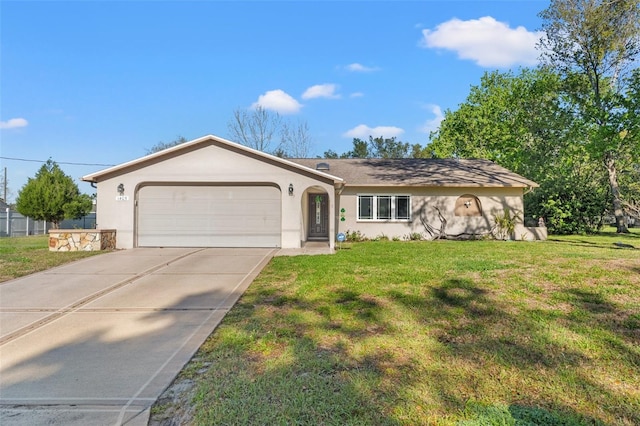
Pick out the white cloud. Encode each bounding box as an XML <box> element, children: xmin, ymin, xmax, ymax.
<box><xmin>349</xmin><ymin>92</ymin><xmax>364</xmax><ymax>98</ymax></box>
<box><xmin>346</xmin><ymin>63</ymin><xmax>380</xmax><ymax>72</ymax></box>
<box><xmin>251</xmin><ymin>90</ymin><xmax>302</xmax><ymax>114</ymax></box>
<box><xmin>420</xmin><ymin>16</ymin><xmax>543</xmax><ymax>68</ymax></box>
<box><xmin>343</xmin><ymin>124</ymin><xmax>405</xmax><ymax>139</ymax></box>
<box><xmin>0</xmin><ymin>117</ymin><xmax>28</xmax><ymax>129</ymax></box>
<box><xmin>302</xmin><ymin>84</ymin><xmax>341</xmax><ymax>100</ymax></box>
<box><xmin>420</xmin><ymin>104</ymin><xmax>445</xmax><ymax>134</ymax></box>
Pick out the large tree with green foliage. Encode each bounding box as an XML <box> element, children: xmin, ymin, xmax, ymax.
<box><xmin>539</xmin><ymin>0</ymin><xmax>640</xmax><ymax>232</ymax></box>
<box><xmin>427</xmin><ymin>68</ymin><xmax>613</xmax><ymax>234</ymax></box>
<box><xmin>15</xmin><ymin>160</ymin><xmax>93</xmax><ymax>228</ymax></box>
<box><xmin>621</xmin><ymin>69</ymin><xmax>640</xmax><ymax>218</ymax></box>
<box><xmin>427</xmin><ymin>68</ymin><xmax>573</xmax><ymax>171</ymax></box>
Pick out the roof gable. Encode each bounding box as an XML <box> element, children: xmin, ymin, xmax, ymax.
<box><xmin>82</xmin><ymin>135</ymin><xmax>343</xmax><ymax>184</ymax></box>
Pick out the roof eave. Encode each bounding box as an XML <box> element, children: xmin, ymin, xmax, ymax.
<box><xmin>342</xmin><ymin>183</ymin><xmax>539</xmax><ymax>188</ymax></box>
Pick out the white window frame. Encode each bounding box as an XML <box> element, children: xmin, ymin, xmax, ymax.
<box><xmin>357</xmin><ymin>194</ymin><xmax>411</xmax><ymax>222</ymax></box>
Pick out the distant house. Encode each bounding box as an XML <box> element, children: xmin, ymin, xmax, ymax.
<box><xmin>82</xmin><ymin>135</ymin><xmax>543</xmax><ymax>250</ymax></box>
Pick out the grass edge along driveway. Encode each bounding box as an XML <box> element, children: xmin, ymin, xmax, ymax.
<box><xmin>0</xmin><ymin>235</ymin><xmax>104</xmax><ymax>283</ymax></box>
<box><xmin>151</xmin><ymin>230</ymin><xmax>640</xmax><ymax>425</ymax></box>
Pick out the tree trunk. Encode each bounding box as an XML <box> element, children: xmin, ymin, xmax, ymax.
<box><xmin>605</xmin><ymin>154</ymin><xmax>629</xmax><ymax>233</ymax></box>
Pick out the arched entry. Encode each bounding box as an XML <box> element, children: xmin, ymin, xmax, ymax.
<box><xmin>304</xmin><ymin>188</ymin><xmax>330</xmax><ymax>241</ymax></box>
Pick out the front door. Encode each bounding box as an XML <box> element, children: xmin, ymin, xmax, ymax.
<box><xmin>308</xmin><ymin>193</ymin><xmax>329</xmax><ymax>240</ymax></box>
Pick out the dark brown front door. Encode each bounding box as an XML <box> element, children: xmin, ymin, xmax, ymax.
<box><xmin>308</xmin><ymin>193</ymin><xmax>329</xmax><ymax>239</ymax></box>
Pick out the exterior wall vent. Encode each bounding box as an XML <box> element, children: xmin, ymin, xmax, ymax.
<box><xmin>316</xmin><ymin>162</ymin><xmax>330</xmax><ymax>171</ymax></box>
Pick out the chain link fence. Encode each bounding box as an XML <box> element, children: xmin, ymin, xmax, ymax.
<box><xmin>1</xmin><ymin>209</ymin><xmax>96</xmax><ymax>237</ymax></box>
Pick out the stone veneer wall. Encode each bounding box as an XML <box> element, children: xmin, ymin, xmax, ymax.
<box><xmin>49</xmin><ymin>229</ymin><xmax>116</xmax><ymax>252</ymax></box>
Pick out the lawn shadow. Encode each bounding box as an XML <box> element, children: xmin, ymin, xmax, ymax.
<box><xmin>388</xmin><ymin>276</ymin><xmax>639</xmax><ymax>424</ymax></box>
<box><xmin>547</xmin><ymin>238</ymin><xmax>638</xmax><ymax>251</ymax></box>
<box><xmin>180</xmin><ymin>280</ymin><xmax>403</xmax><ymax>425</ymax></box>
<box><xmin>460</xmin><ymin>400</ymin><xmax>606</xmax><ymax>425</ymax></box>
<box><xmin>427</xmin><ymin>279</ymin><xmax>586</xmax><ymax>369</ymax></box>
<box><xmin>567</xmin><ymin>288</ymin><xmax>615</xmax><ymax>313</ymax></box>
<box><xmin>561</xmin><ymin>288</ymin><xmax>640</xmax><ymax>364</ymax></box>
<box><xmin>547</xmin><ymin>229</ymin><xmax>640</xmax><ymax>251</ymax></box>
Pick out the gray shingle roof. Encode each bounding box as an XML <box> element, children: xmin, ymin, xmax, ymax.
<box><xmin>290</xmin><ymin>158</ymin><xmax>538</xmax><ymax>188</ymax></box>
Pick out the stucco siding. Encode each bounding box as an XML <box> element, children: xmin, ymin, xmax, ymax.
<box><xmin>87</xmin><ymin>136</ymin><xmax>540</xmax><ymax>248</ymax></box>
<box><xmin>336</xmin><ymin>186</ymin><xmax>525</xmax><ymax>240</ymax></box>
<box><xmin>95</xmin><ymin>143</ymin><xmax>335</xmax><ymax>249</ymax></box>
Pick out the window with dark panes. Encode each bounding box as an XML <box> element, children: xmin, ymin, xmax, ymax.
<box><xmin>377</xmin><ymin>196</ymin><xmax>392</xmax><ymax>220</ymax></box>
<box><xmin>396</xmin><ymin>196</ymin><xmax>410</xmax><ymax>220</ymax></box>
<box><xmin>358</xmin><ymin>195</ymin><xmax>373</xmax><ymax>220</ymax></box>
<box><xmin>357</xmin><ymin>195</ymin><xmax>411</xmax><ymax>221</ymax></box>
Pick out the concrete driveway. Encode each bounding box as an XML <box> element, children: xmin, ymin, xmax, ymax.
<box><xmin>0</xmin><ymin>247</ymin><xmax>276</xmax><ymax>425</ymax></box>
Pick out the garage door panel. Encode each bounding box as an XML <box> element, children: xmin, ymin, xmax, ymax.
<box><xmin>137</xmin><ymin>186</ymin><xmax>281</xmax><ymax>247</ymax></box>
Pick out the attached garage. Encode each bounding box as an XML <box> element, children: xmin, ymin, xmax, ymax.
<box><xmin>136</xmin><ymin>184</ymin><xmax>282</xmax><ymax>248</ymax></box>
<box><xmin>82</xmin><ymin>135</ymin><xmax>342</xmax><ymax>250</ymax></box>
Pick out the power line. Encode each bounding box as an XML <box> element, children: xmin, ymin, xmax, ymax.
<box><xmin>0</xmin><ymin>156</ymin><xmax>115</xmax><ymax>167</ymax></box>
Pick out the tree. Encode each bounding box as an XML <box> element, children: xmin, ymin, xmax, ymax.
<box><xmin>411</xmin><ymin>143</ymin><xmax>432</xmax><ymax>158</ymax></box>
<box><xmin>369</xmin><ymin>136</ymin><xmax>411</xmax><ymax>158</ymax></box>
<box><xmin>427</xmin><ymin>68</ymin><xmax>574</xmax><ymax>172</ymax></box>
<box><xmin>1</xmin><ymin>171</ymin><xmax>13</xmax><ymax>204</ymax></box>
<box><xmin>280</xmin><ymin>120</ymin><xmax>313</xmax><ymax>158</ymax></box>
<box><xmin>328</xmin><ymin>136</ymin><xmax>413</xmax><ymax>159</ymax></box>
<box><xmin>427</xmin><ymin>68</ymin><xmax>613</xmax><ymax>234</ymax></box>
<box><xmin>15</xmin><ymin>160</ymin><xmax>93</xmax><ymax>228</ymax></box>
<box><xmin>342</xmin><ymin>138</ymin><xmax>372</xmax><ymax>158</ymax></box>
<box><xmin>323</xmin><ymin>149</ymin><xmax>340</xmax><ymax>159</ymax></box>
<box><xmin>620</xmin><ymin>69</ymin><xmax>640</xmax><ymax>217</ymax></box>
<box><xmin>227</xmin><ymin>106</ymin><xmax>283</xmax><ymax>153</ymax></box>
<box><xmin>146</xmin><ymin>135</ymin><xmax>188</xmax><ymax>155</ymax></box>
<box><xmin>227</xmin><ymin>106</ymin><xmax>314</xmax><ymax>157</ymax></box>
<box><xmin>428</xmin><ymin>68</ymin><xmax>574</xmax><ymax>172</ymax></box>
<box><xmin>538</xmin><ymin>0</ymin><xmax>640</xmax><ymax>232</ymax></box>
<box><xmin>63</xmin><ymin>194</ymin><xmax>94</xmax><ymax>221</ymax></box>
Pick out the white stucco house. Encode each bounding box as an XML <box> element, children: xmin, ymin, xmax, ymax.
<box><xmin>82</xmin><ymin>134</ymin><xmax>543</xmax><ymax>250</ymax></box>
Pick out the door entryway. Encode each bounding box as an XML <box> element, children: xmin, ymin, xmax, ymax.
<box><xmin>308</xmin><ymin>193</ymin><xmax>329</xmax><ymax>240</ymax></box>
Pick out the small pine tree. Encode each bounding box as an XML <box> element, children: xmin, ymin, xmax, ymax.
<box><xmin>15</xmin><ymin>160</ymin><xmax>93</xmax><ymax>228</ymax></box>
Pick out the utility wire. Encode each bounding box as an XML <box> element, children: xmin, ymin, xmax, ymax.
<box><xmin>0</xmin><ymin>156</ymin><xmax>115</xmax><ymax>167</ymax></box>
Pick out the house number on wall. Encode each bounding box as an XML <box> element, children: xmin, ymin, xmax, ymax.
<box><xmin>115</xmin><ymin>195</ymin><xmax>129</xmax><ymax>201</ymax></box>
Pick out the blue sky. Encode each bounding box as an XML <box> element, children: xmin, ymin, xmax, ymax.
<box><xmin>1</xmin><ymin>0</ymin><xmax>548</xmax><ymax>199</ymax></box>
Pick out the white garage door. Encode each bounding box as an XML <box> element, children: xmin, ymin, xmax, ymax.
<box><xmin>137</xmin><ymin>185</ymin><xmax>281</xmax><ymax>247</ymax></box>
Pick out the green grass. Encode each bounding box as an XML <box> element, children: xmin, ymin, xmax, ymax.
<box><xmin>157</xmin><ymin>229</ymin><xmax>640</xmax><ymax>425</ymax></box>
<box><xmin>0</xmin><ymin>235</ymin><xmax>104</xmax><ymax>282</ymax></box>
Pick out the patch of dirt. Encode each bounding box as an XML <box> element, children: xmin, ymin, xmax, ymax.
<box><xmin>148</xmin><ymin>376</ymin><xmax>197</xmax><ymax>426</ymax></box>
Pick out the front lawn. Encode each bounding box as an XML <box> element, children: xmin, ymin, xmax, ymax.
<box><xmin>153</xmin><ymin>229</ymin><xmax>640</xmax><ymax>425</ymax></box>
<box><xmin>0</xmin><ymin>235</ymin><xmax>104</xmax><ymax>282</ymax></box>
